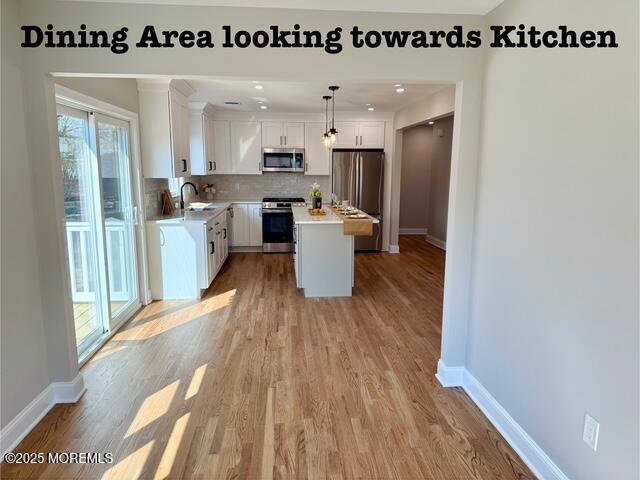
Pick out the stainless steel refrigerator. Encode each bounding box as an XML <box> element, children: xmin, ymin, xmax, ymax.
<box><xmin>332</xmin><ymin>149</ymin><xmax>384</xmax><ymax>251</ymax></box>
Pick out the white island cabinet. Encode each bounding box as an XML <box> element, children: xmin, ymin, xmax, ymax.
<box><xmin>146</xmin><ymin>205</ymin><xmax>230</xmax><ymax>300</ymax></box>
<box><xmin>292</xmin><ymin>207</ymin><xmax>379</xmax><ymax>297</ymax></box>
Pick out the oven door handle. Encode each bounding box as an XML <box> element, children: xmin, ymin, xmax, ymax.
<box><xmin>262</xmin><ymin>208</ymin><xmax>293</xmax><ymax>214</ymax></box>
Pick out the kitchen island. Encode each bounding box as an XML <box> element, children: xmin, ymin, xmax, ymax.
<box><xmin>292</xmin><ymin>206</ymin><xmax>380</xmax><ymax>297</ymax></box>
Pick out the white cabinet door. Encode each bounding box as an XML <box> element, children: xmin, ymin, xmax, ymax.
<box><xmin>170</xmin><ymin>89</ymin><xmax>190</xmax><ymax>176</ymax></box>
<box><xmin>249</xmin><ymin>204</ymin><xmax>263</xmax><ymax>246</ymax></box>
<box><xmin>206</xmin><ymin>221</ymin><xmax>217</xmax><ymax>285</ymax></box>
<box><xmin>212</xmin><ymin>121</ymin><xmax>231</xmax><ymax>174</ymax></box>
<box><xmin>220</xmin><ymin>214</ymin><xmax>229</xmax><ymax>262</ymax></box>
<box><xmin>358</xmin><ymin>121</ymin><xmax>385</xmax><ymax>148</ymax></box>
<box><xmin>284</xmin><ymin>122</ymin><xmax>305</xmax><ymax>148</ymax></box>
<box><xmin>231</xmin><ymin>204</ymin><xmax>250</xmax><ymax>246</ymax></box>
<box><xmin>230</xmin><ymin>122</ymin><xmax>262</xmax><ymax>175</ymax></box>
<box><xmin>304</xmin><ymin>123</ymin><xmax>331</xmax><ymax>175</ymax></box>
<box><xmin>189</xmin><ymin>113</ymin><xmax>216</xmax><ymax>175</ymax></box>
<box><xmin>203</xmin><ymin>115</ymin><xmax>216</xmax><ymax>174</ymax></box>
<box><xmin>333</xmin><ymin>122</ymin><xmax>359</xmax><ymax>148</ymax></box>
<box><xmin>262</xmin><ymin>121</ymin><xmax>283</xmax><ymax>148</ymax></box>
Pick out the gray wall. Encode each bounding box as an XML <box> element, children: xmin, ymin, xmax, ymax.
<box><xmin>468</xmin><ymin>0</ymin><xmax>639</xmax><ymax>479</ymax></box>
<box><xmin>399</xmin><ymin>125</ymin><xmax>432</xmax><ymax>230</ymax></box>
<box><xmin>427</xmin><ymin>115</ymin><xmax>453</xmax><ymax>243</ymax></box>
<box><xmin>56</xmin><ymin>77</ymin><xmax>139</xmax><ymax>113</ymax></box>
<box><xmin>0</xmin><ymin>0</ymin><xmax>51</xmax><ymax>428</ymax></box>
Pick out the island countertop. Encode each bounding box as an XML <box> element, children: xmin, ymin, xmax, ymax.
<box><xmin>292</xmin><ymin>206</ymin><xmax>380</xmax><ymax>225</ymax></box>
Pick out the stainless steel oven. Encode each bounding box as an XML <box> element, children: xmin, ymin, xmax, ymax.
<box><xmin>262</xmin><ymin>148</ymin><xmax>304</xmax><ymax>173</ymax></box>
<box><xmin>262</xmin><ymin>197</ymin><xmax>306</xmax><ymax>253</ymax></box>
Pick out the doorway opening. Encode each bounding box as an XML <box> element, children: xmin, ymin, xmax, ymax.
<box><xmin>398</xmin><ymin>114</ymin><xmax>454</xmax><ymax>250</ymax></box>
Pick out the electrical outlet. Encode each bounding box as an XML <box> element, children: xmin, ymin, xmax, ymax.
<box><xmin>582</xmin><ymin>413</ymin><xmax>600</xmax><ymax>451</ymax></box>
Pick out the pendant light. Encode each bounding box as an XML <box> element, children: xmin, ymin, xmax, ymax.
<box><xmin>328</xmin><ymin>86</ymin><xmax>339</xmax><ymax>145</ymax></box>
<box><xmin>322</xmin><ymin>95</ymin><xmax>331</xmax><ymax>148</ymax></box>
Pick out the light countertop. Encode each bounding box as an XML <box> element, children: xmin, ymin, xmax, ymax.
<box><xmin>292</xmin><ymin>206</ymin><xmax>380</xmax><ymax>225</ymax></box>
<box><xmin>147</xmin><ymin>202</ymin><xmax>232</xmax><ymax>224</ymax></box>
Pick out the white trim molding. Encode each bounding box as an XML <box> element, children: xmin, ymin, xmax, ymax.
<box><xmin>399</xmin><ymin>228</ymin><xmax>428</xmax><ymax>235</ymax></box>
<box><xmin>426</xmin><ymin>235</ymin><xmax>446</xmax><ymax>250</ymax></box>
<box><xmin>52</xmin><ymin>374</ymin><xmax>87</xmax><ymax>403</ymax></box>
<box><xmin>0</xmin><ymin>374</ymin><xmax>86</xmax><ymax>457</ymax></box>
<box><xmin>436</xmin><ymin>362</ymin><xmax>569</xmax><ymax>480</ymax></box>
<box><xmin>389</xmin><ymin>244</ymin><xmax>400</xmax><ymax>254</ymax></box>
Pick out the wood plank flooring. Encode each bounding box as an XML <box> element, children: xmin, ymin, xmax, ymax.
<box><xmin>1</xmin><ymin>236</ymin><xmax>534</xmax><ymax>479</ymax></box>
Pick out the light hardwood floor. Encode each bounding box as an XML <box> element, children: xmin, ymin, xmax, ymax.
<box><xmin>2</xmin><ymin>236</ymin><xmax>534</xmax><ymax>479</ymax></box>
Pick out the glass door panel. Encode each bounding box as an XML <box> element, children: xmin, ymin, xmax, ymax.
<box><xmin>57</xmin><ymin>105</ymin><xmax>105</xmax><ymax>352</ymax></box>
<box><xmin>94</xmin><ymin>113</ymin><xmax>140</xmax><ymax>325</ymax></box>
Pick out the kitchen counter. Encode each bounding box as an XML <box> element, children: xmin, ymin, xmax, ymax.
<box><xmin>147</xmin><ymin>202</ymin><xmax>233</xmax><ymax>224</ymax></box>
<box><xmin>292</xmin><ymin>206</ymin><xmax>380</xmax><ymax>225</ymax></box>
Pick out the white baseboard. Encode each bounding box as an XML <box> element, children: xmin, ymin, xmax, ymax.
<box><xmin>399</xmin><ymin>228</ymin><xmax>428</xmax><ymax>235</ymax></box>
<box><xmin>436</xmin><ymin>361</ymin><xmax>569</xmax><ymax>480</ymax></box>
<box><xmin>0</xmin><ymin>374</ymin><xmax>86</xmax><ymax>457</ymax></box>
<box><xmin>389</xmin><ymin>244</ymin><xmax>400</xmax><ymax>254</ymax></box>
<box><xmin>52</xmin><ymin>374</ymin><xmax>86</xmax><ymax>403</ymax></box>
<box><xmin>435</xmin><ymin>359</ymin><xmax>464</xmax><ymax>387</ymax></box>
<box><xmin>426</xmin><ymin>235</ymin><xmax>446</xmax><ymax>250</ymax></box>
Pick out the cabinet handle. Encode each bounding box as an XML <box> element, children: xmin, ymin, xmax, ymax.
<box><xmin>259</xmin><ymin>209</ymin><xmax>262</xmax><ymax>217</ymax></box>
<box><xmin>305</xmin><ymin>162</ymin><xmax>308</xmax><ymax>172</ymax></box>
<box><xmin>280</xmin><ymin>135</ymin><xmax>283</xmax><ymax>145</ymax></box>
<box><xmin>355</xmin><ymin>135</ymin><xmax>358</xmax><ymax>145</ymax></box>
<box><xmin>209</xmin><ymin>161</ymin><xmax>213</xmax><ymax>171</ymax></box>
<box><xmin>208</xmin><ymin>226</ymin><xmax>213</xmax><ymax>231</ymax></box>
<box><xmin>214</xmin><ymin>161</ymin><xmax>217</xmax><ymax>171</ymax></box>
<box><xmin>360</xmin><ymin>135</ymin><xmax>363</xmax><ymax>145</ymax></box>
<box><xmin>258</xmin><ymin>162</ymin><xmax>262</xmax><ymax>172</ymax></box>
<box><xmin>182</xmin><ymin>159</ymin><xmax>187</xmax><ymax>172</ymax></box>
<box><xmin>223</xmin><ymin>227</ymin><xmax>227</xmax><ymax>239</ymax></box>
<box><xmin>210</xmin><ymin>241</ymin><xmax>215</xmax><ymax>254</ymax></box>
<box><xmin>284</xmin><ymin>135</ymin><xmax>287</xmax><ymax>145</ymax></box>
<box><xmin>229</xmin><ymin>208</ymin><xmax>234</xmax><ymax>218</ymax></box>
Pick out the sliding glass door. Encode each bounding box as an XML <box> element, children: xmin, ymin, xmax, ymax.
<box><xmin>57</xmin><ymin>104</ymin><xmax>140</xmax><ymax>357</ymax></box>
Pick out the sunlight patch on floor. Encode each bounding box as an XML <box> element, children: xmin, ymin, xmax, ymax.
<box><xmin>154</xmin><ymin>412</ymin><xmax>191</xmax><ymax>480</ymax></box>
<box><xmin>185</xmin><ymin>364</ymin><xmax>208</xmax><ymax>400</ymax></box>
<box><xmin>102</xmin><ymin>440</ymin><xmax>155</xmax><ymax>480</ymax></box>
<box><xmin>113</xmin><ymin>289</ymin><xmax>237</xmax><ymax>341</ymax></box>
<box><xmin>125</xmin><ymin>380</ymin><xmax>180</xmax><ymax>438</ymax></box>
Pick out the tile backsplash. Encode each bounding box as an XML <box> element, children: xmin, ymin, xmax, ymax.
<box><xmin>143</xmin><ymin>174</ymin><xmax>331</xmax><ymax>218</ymax></box>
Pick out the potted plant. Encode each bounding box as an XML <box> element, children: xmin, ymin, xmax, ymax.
<box><xmin>310</xmin><ymin>182</ymin><xmax>322</xmax><ymax>210</ymax></box>
<box><xmin>203</xmin><ymin>183</ymin><xmax>216</xmax><ymax>200</ymax></box>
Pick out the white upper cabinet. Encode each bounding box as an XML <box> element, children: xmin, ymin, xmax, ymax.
<box><xmin>304</xmin><ymin>123</ymin><xmax>331</xmax><ymax>175</ymax></box>
<box><xmin>333</xmin><ymin>122</ymin><xmax>360</xmax><ymax>148</ymax></box>
<box><xmin>261</xmin><ymin>121</ymin><xmax>305</xmax><ymax>148</ymax></box>
<box><xmin>333</xmin><ymin>121</ymin><xmax>385</xmax><ymax>149</ymax></box>
<box><xmin>189</xmin><ymin>103</ymin><xmax>217</xmax><ymax>175</ymax></box>
<box><xmin>212</xmin><ymin>121</ymin><xmax>232</xmax><ymax>174</ymax></box>
<box><xmin>138</xmin><ymin>79</ymin><xmax>194</xmax><ymax>178</ymax></box>
<box><xmin>358</xmin><ymin>121</ymin><xmax>386</xmax><ymax>148</ymax></box>
<box><xmin>230</xmin><ymin>121</ymin><xmax>262</xmax><ymax>175</ymax></box>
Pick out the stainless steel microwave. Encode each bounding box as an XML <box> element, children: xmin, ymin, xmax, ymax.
<box><xmin>262</xmin><ymin>148</ymin><xmax>305</xmax><ymax>173</ymax></box>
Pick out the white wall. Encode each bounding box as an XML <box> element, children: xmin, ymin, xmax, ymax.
<box><xmin>0</xmin><ymin>0</ymin><xmax>51</xmax><ymax>429</ymax></box>
<box><xmin>56</xmin><ymin>77</ymin><xmax>139</xmax><ymax>113</ymax></box>
<box><xmin>468</xmin><ymin>0</ymin><xmax>639</xmax><ymax>478</ymax></box>
<box><xmin>426</xmin><ymin>115</ymin><xmax>453</xmax><ymax>243</ymax></box>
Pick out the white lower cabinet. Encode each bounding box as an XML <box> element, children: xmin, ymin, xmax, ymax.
<box><xmin>147</xmin><ymin>211</ymin><xmax>229</xmax><ymax>300</ymax></box>
<box><xmin>231</xmin><ymin>203</ymin><xmax>262</xmax><ymax>247</ymax></box>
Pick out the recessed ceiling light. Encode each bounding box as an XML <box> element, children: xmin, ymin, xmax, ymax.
<box><xmin>394</xmin><ymin>84</ymin><xmax>402</xmax><ymax>87</ymax></box>
<box><xmin>260</xmin><ymin>105</ymin><xmax>268</xmax><ymax>110</ymax></box>
<box><xmin>396</xmin><ymin>88</ymin><xmax>405</xmax><ymax>93</ymax></box>
<box><xmin>252</xmin><ymin>80</ymin><xmax>260</xmax><ymax>84</ymax></box>
<box><xmin>365</xmin><ymin>103</ymin><xmax>371</xmax><ymax>106</ymax></box>
<box><xmin>367</xmin><ymin>107</ymin><xmax>375</xmax><ymax>111</ymax></box>
<box><xmin>428</xmin><ymin>121</ymin><xmax>435</xmax><ymax>125</ymax></box>
<box><xmin>255</xmin><ymin>85</ymin><xmax>263</xmax><ymax>90</ymax></box>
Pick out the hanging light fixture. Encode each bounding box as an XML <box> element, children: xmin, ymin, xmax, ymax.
<box><xmin>328</xmin><ymin>86</ymin><xmax>339</xmax><ymax>145</ymax></box>
<box><xmin>322</xmin><ymin>95</ymin><xmax>331</xmax><ymax>148</ymax></box>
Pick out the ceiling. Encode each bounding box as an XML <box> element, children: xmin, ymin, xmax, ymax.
<box><xmin>187</xmin><ymin>80</ymin><xmax>447</xmax><ymax>113</ymax></box>
<box><xmin>72</xmin><ymin>0</ymin><xmax>503</xmax><ymax>15</ymax></box>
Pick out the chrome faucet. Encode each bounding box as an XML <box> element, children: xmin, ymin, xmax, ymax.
<box><xmin>180</xmin><ymin>182</ymin><xmax>198</xmax><ymax>210</ymax></box>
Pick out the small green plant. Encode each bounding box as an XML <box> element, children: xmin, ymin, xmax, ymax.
<box><xmin>310</xmin><ymin>182</ymin><xmax>322</xmax><ymax>199</ymax></box>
